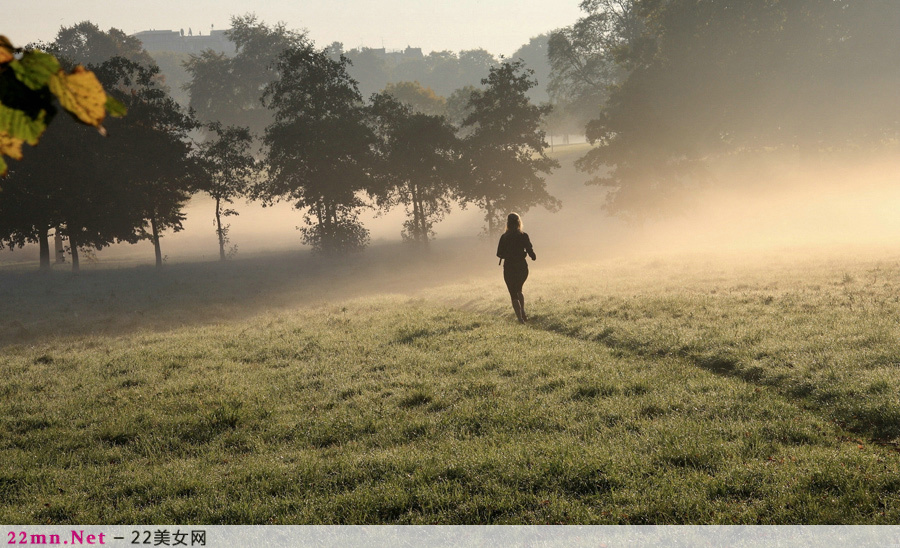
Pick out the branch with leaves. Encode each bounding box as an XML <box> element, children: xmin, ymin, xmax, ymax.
<box><xmin>0</xmin><ymin>35</ymin><xmax>126</xmax><ymax>177</ymax></box>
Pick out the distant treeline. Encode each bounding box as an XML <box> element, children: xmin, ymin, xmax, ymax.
<box><xmin>0</xmin><ymin>18</ymin><xmax>559</xmax><ymax>270</ymax></box>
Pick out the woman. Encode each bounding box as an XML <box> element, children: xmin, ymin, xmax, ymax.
<box><xmin>496</xmin><ymin>213</ymin><xmax>536</xmax><ymax>323</ymax></box>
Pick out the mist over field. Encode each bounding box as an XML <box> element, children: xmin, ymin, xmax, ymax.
<box><xmin>6</xmin><ymin>145</ymin><xmax>900</xmax><ymax>269</ymax></box>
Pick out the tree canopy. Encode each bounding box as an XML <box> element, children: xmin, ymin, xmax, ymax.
<box><xmin>259</xmin><ymin>44</ymin><xmax>375</xmax><ymax>254</ymax></box>
<box><xmin>184</xmin><ymin>14</ymin><xmax>306</xmax><ymax>137</ymax></box>
<box><xmin>370</xmin><ymin>93</ymin><xmax>461</xmax><ymax>244</ymax></box>
<box><xmin>382</xmin><ymin>81</ymin><xmax>446</xmax><ymax>116</ymax></box>
<box><xmin>47</xmin><ymin>21</ymin><xmax>154</xmax><ymax>68</ymax></box>
<box><xmin>96</xmin><ymin>57</ymin><xmax>197</xmax><ymax>268</ymax></box>
<box><xmin>1</xmin><ymin>26</ymin><xmax>195</xmax><ymax>271</ymax></box>
<box><xmin>196</xmin><ymin>122</ymin><xmax>257</xmax><ymax>260</ymax></box>
<box><xmin>460</xmin><ymin>61</ymin><xmax>560</xmax><ymax>236</ymax></box>
<box><xmin>555</xmin><ymin>0</ymin><xmax>900</xmax><ymax>218</ymax></box>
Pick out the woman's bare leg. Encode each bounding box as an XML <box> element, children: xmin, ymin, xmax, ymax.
<box><xmin>511</xmin><ymin>297</ymin><xmax>524</xmax><ymax>323</ymax></box>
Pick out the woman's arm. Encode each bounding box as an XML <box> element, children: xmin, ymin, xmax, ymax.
<box><xmin>524</xmin><ymin>233</ymin><xmax>536</xmax><ymax>261</ymax></box>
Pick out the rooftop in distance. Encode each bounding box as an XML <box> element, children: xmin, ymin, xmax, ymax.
<box><xmin>131</xmin><ymin>28</ymin><xmax>236</xmax><ymax>55</ymax></box>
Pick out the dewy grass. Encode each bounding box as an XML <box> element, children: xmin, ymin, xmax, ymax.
<box><xmin>2</xmin><ymin>250</ymin><xmax>900</xmax><ymax>523</ymax></box>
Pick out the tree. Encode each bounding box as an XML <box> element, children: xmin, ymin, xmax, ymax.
<box><xmin>547</xmin><ymin>0</ymin><xmax>642</xmax><ymax>131</ymax></box>
<box><xmin>0</xmin><ymin>114</ymin><xmax>142</xmax><ymax>272</ymax></box>
<box><xmin>0</xmin><ymin>144</ymin><xmax>67</xmax><ymax>269</ymax></box>
<box><xmin>184</xmin><ymin>14</ymin><xmax>306</xmax><ymax>136</ymax></box>
<box><xmin>1</xmin><ymin>33</ymin><xmax>128</xmax><ymax>270</ymax></box>
<box><xmin>393</xmin><ymin>55</ymin><xmax>428</xmax><ymax>88</ymax></box>
<box><xmin>95</xmin><ymin>57</ymin><xmax>198</xmax><ymax>268</ymax></box>
<box><xmin>382</xmin><ymin>81</ymin><xmax>446</xmax><ymax>116</ymax></box>
<box><xmin>1</xmin><ymin>31</ymin><xmax>195</xmax><ymax>272</ymax></box>
<box><xmin>196</xmin><ymin>122</ymin><xmax>257</xmax><ymax>260</ymax></box>
<box><xmin>343</xmin><ymin>48</ymin><xmax>391</xmax><ymax>98</ymax></box>
<box><xmin>419</xmin><ymin>49</ymin><xmax>497</xmax><ymax>97</ymax></box>
<box><xmin>422</xmin><ymin>50</ymin><xmax>460</xmax><ymax>97</ymax></box>
<box><xmin>259</xmin><ymin>44</ymin><xmax>376</xmax><ymax>254</ymax></box>
<box><xmin>460</xmin><ymin>61</ymin><xmax>560</xmax><ymax>236</ymax></box>
<box><xmin>457</xmin><ymin>49</ymin><xmax>498</xmax><ymax>89</ymax></box>
<box><xmin>569</xmin><ymin>0</ymin><xmax>900</xmax><ymax>218</ymax></box>
<box><xmin>45</xmin><ymin>21</ymin><xmax>154</xmax><ymax>68</ymax></box>
<box><xmin>370</xmin><ymin>93</ymin><xmax>460</xmax><ymax>245</ymax></box>
<box><xmin>510</xmin><ymin>35</ymin><xmax>553</xmax><ymax>104</ymax></box>
<box><xmin>147</xmin><ymin>50</ymin><xmax>193</xmax><ymax>107</ymax></box>
<box><xmin>445</xmin><ymin>85</ymin><xmax>477</xmax><ymax>129</ymax></box>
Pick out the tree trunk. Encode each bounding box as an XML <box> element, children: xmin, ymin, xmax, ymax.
<box><xmin>314</xmin><ymin>200</ymin><xmax>327</xmax><ymax>251</ymax></box>
<box><xmin>54</xmin><ymin>229</ymin><xmax>65</xmax><ymax>263</ymax></box>
<box><xmin>410</xmin><ymin>183</ymin><xmax>425</xmax><ymax>244</ymax></box>
<box><xmin>215</xmin><ymin>196</ymin><xmax>225</xmax><ymax>261</ymax></box>
<box><xmin>416</xmin><ymin>193</ymin><xmax>429</xmax><ymax>246</ymax></box>
<box><xmin>69</xmin><ymin>235</ymin><xmax>80</xmax><ymax>273</ymax></box>
<box><xmin>316</xmin><ymin>201</ymin><xmax>325</xmax><ymax>228</ymax></box>
<box><xmin>151</xmin><ymin>215</ymin><xmax>163</xmax><ymax>268</ymax></box>
<box><xmin>485</xmin><ymin>201</ymin><xmax>495</xmax><ymax>237</ymax></box>
<box><xmin>38</xmin><ymin>226</ymin><xmax>50</xmax><ymax>271</ymax></box>
<box><xmin>328</xmin><ymin>203</ymin><xmax>338</xmax><ymax>250</ymax></box>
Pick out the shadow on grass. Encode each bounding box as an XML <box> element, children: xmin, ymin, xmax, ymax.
<box><xmin>530</xmin><ymin>314</ymin><xmax>900</xmax><ymax>444</ymax></box>
<box><xmin>0</xmin><ymin>239</ymin><xmax>493</xmax><ymax>349</ymax></box>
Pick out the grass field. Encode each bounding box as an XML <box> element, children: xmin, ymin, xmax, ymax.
<box><xmin>2</xmin><ymin>244</ymin><xmax>900</xmax><ymax>524</ymax></box>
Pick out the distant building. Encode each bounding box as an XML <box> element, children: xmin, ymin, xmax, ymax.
<box><xmin>404</xmin><ymin>46</ymin><xmax>424</xmax><ymax>58</ymax></box>
<box><xmin>132</xmin><ymin>29</ymin><xmax>236</xmax><ymax>56</ymax></box>
<box><xmin>351</xmin><ymin>46</ymin><xmax>426</xmax><ymax>64</ymax></box>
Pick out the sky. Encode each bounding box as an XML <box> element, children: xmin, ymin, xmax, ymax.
<box><xmin>8</xmin><ymin>0</ymin><xmax>584</xmax><ymax>57</ymax></box>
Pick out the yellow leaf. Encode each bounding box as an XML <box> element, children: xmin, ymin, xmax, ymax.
<box><xmin>48</xmin><ymin>65</ymin><xmax>107</xmax><ymax>128</ymax></box>
<box><xmin>0</xmin><ymin>130</ymin><xmax>24</xmax><ymax>161</ymax></box>
<box><xmin>0</xmin><ymin>129</ymin><xmax>24</xmax><ymax>177</ymax></box>
<box><xmin>0</xmin><ymin>35</ymin><xmax>14</xmax><ymax>64</ymax></box>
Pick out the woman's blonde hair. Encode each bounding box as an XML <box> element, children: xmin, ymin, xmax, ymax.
<box><xmin>506</xmin><ymin>213</ymin><xmax>523</xmax><ymax>233</ymax></box>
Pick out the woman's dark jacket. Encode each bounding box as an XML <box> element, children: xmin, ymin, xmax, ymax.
<box><xmin>497</xmin><ymin>231</ymin><xmax>536</xmax><ymax>267</ymax></box>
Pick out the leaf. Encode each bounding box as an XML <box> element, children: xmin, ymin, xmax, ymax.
<box><xmin>0</xmin><ymin>129</ymin><xmax>23</xmax><ymax>177</ymax></box>
<box><xmin>10</xmin><ymin>50</ymin><xmax>61</xmax><ymax>90</ymax></box>
<box><xmin>48</xmin><ymin>66</ymin><xmax>107</xmax><ymax>128</ymax></box>
<box><xmin>0</xmin><ymin>36</ymin><xmax>14</xmax><ymax>65</ymax></box>
<box><xmin>0</xmin><ymin>130</ymin><xmax>24</xmax><ymax>160</ymax></box>
<box><xmin>104</xmin><ymin>95</ymin><xmax>127</xmax><ymax>118</ymax></box>
<box><xmin>0</xmin><ymin>102</ymin><xmax>48</xmax><ymax>145</ymax></box>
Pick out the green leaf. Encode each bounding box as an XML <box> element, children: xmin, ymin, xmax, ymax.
<box><xmin>105</xmin><ymin>95</ymin><xmax>127</xmax><ymax>118</ymax></box>
<box><xmin>0</xmin><ymin>154</ymin><xmax>7</xmax><ymax>177</ymax></box>
<box><xmin>0</xmin><ymin>103</ymin><xmax>47</xmax><ymax>145</ymax></box>
<box><xmin>10</xmin><ymin>50</ymin><xmax>61</xmax><ymax>91</ymax></box>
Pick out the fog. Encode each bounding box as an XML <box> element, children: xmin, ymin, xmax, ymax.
<box><xmin>5</xmin><ymin>139</ymin><xmax>900</xmax><ymax>350</ymax></box>
<box><xmin>629</xmin><ymin>154</ymin><xmax>900</xmax><ymax>257</ymax></box>
<box><xmin>5</xmin><ymin>145</ymin><xmax>900</xmax><ymax>269</ymax></box>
